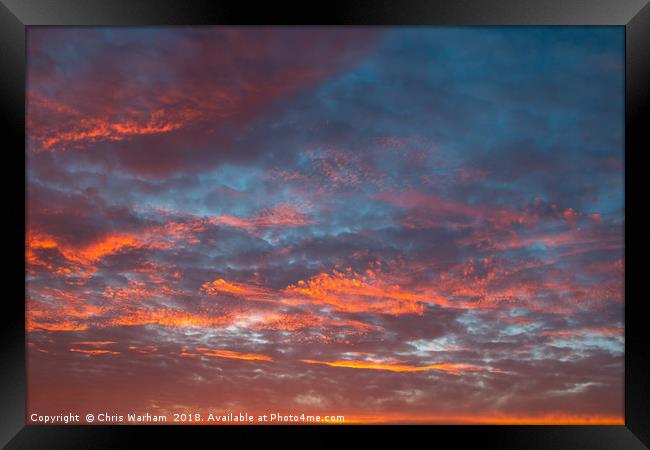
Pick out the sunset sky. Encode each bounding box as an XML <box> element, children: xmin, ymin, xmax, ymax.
<box><xmin>26</xmin><ymin>27</ymin><xmax>624</xmax><ymax>424</ymax></box>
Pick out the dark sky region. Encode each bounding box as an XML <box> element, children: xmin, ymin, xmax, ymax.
<box><xmin>26</xmin><ymin>27</ymin><xmax>624</xmax><ymax>424</ymax></box>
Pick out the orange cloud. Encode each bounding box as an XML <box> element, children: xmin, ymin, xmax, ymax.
<box><xmin>27</xmin><ymin>320</ymin><xmax>89</xmax><ymax>332</ymax></box>
<box><xmin>203</xmin><ymin>263</ymin><xmax>516</xmax><ymax>316</ymax></box>
<box><xmin>301</xmin><ymin>359</ymin><xmax>491</xmax><ymax>375</ymax></box>
<box><xmin>37</xmin><ymin>108</ymin><xmax>200</xmax><ymax>152</ymax></box>
<box><xmin>285</xmin><ymin>268</ymin><xmax>428</xmax><ymax>315</ymax></box>
<box><xmin>69</xmin><ymin>348</ymin><xmax>120</xmax><ymax>356</ymax></box>
<box><xmin>26</xmin><ymin>280</ymin><xmax>236</xmax><ymax>332</ymax></box>
<box><xmin>202</xmin><ymin>267</ymin><xmax>434</xmax><ymax>315</ymax></box>
<box><xmin>27</xmin><ymin>290</ymin><xmax>104</xmax><ymax>332</ymax></box>
<box><xmin>26</xmin><ymin>230</ymin><xmax>146</xmax><ymax>278</ymax></box>
<box><xmin>106</xmin><ymin>307</ymin><xmax>233</xmax><ymax>329</ymax></box>
<box><xmin>27</xmin><ymin>209</ymin><xmax>316</xmax><ymax>282</ymax></box>
<box><xmin>128</xmin><ymin>345</ymin><xmax>158</xmax><ymax>354</ymax></box>
<box><xmin>209</xmin><ymin>205</ymin><xmax>315</xmax><ymax>231</ymax></box>
<box><xmin>70</xmin><ymin>341</ymin><xmax>117</xmax><ymax>346</ymax></box>
<box><xmin>202</xmin><ymin>279</ymin><xmax>271</xmax><ymax>299</ymax></box>
<box><xmin>181</xmin><ymin>348</ymin><xmax>272</xmax><ymax>361</ymax></box>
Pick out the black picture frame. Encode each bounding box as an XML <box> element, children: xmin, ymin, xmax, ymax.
<box><xmin>1</xmin><ymin>1</ymin><xmax>648</xmax><ymax>448</ymax></box>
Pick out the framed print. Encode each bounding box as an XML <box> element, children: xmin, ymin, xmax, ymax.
<box><xmin>1</xmin><ymin>0</ymin><xmax>648</xmax><ymax>448</ymax></box>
